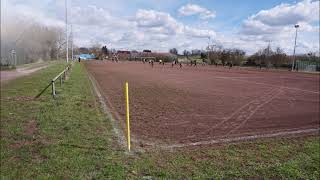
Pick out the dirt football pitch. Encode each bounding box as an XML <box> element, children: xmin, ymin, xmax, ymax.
<box><xmin>84</xmin><ymin>61</ymin><xmax>319</xmax><ymax>149</ymax></box>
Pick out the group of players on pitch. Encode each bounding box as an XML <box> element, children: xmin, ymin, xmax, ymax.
<box><xmin>143</xmin><ymin>58</ymin><xmax>234</xmax><ymax>69</ymax></box>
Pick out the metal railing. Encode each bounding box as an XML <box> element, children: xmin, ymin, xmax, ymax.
<box><xmin>35</xmin><ymin>63</ymin><xmax>72</xmax><ymax>98</ymax></box>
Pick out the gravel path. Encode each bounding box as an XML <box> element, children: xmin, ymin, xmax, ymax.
<box><xmin>1</xmin><ymin>64</ymin><xmax>49</xmax><ymax>83</ymax></box>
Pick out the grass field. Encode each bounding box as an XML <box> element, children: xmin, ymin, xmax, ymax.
<box><xmin>1</xmin><ymin>62</ymin><xmax>319</xmax><ymax>179</ymax></box>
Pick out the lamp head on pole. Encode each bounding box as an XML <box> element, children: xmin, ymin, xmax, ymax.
<box><xmin>294</xmin><ymin>24</ymin><xmax>299</xmax><ymax>28</ymax></box>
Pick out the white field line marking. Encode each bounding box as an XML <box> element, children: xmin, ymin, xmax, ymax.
<box><xmin>87</xmin><ymin>72</ymin><xmax>127</xmax><ymax>148</ymax></box>
<box><xmin>170</xmin><ymin>114</ymin><xmax>226</xmax><ymax>119</ymax></box>
<box><xmin>161</xmin><ymin>128</ymin><xmax>320</xmax><ymax>149</ymax></box>
<box><xmin>164</xmin><ymin>120</ymin><xmax>190</xmax><ymax>126</ymax></box>
<box><xmin>199</xmin><ymin>87</ymin><xmax>278</xmax><ymax>135</ymax></box>
<box><xmin>215</xmin><ymin>76</ymin><xmax>319</xmax><ymax>94</ymax></box>
<box><xmin>226</xmin><ymin>88</ymin><xmax>283</xmax><ymax>135</ymax></box>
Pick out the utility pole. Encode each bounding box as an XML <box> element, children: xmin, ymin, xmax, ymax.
<box><xmin>71</xmin><ymin>24</ymin><xmax>74</xmax><ymax>61</ymax></box>
<box><xmin>65</xmin><ymin>0</ymin><xmax>69</xmax><ymax>63</ymax></box>
<box><xmin>267</xmin><ymin>40</ymin><xmax>271</xmax><ymax>56</ymax></box>
<box><xmin>292</xmin><ymin>24</ymin><xmax>299</xmax><ymax>71</ymax></box>
<box><xmin>207</xmin><ymin>37</ymin><xmax>210</xmax><ymax>64</ymax></box>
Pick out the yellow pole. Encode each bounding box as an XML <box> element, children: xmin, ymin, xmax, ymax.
<box><xmin>125</xmin><ymin>82</ymin><xmax>131</xmax><ymax>151</ymax></box>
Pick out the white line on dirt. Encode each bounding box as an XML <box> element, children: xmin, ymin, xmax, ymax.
<box><xmin>215</xmin><ymin>76</ymin><xmax>319</xmax><ymax>94</ymax></box>
<box><xmin>226</xmin><ymin>88</ymin><xmax>284</xmax><ymax>135</ymax></box>
<box><xmin>160</xmin><ymin>128</ymin><xmax>319</xmax><ymax>149</ymax></box>
<box><xmin>198</xmin><ymin>87</ymin><xmax>279</xmax><ymax>136</ymax></box>
<box><xmin>87</xmin><ymin>71</ymin><xmax>127</xmax><ymax>148</ymax></box>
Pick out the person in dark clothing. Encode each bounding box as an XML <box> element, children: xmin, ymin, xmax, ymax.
<box><xmin>180</xmin><ymin>63</ymin><xmax>182</xmax><ymax>68</ymax></box>
<box><xmin>151</xmin><ymin>60</ymin><xmax>154</xmax><ymax>68</ymax></box>
<box><xmin>229</xmin><ymin>63</ymin><xmax>233</xmax><ymax>69</ymax></box>
<box><xmin>78</xmin><ymin>57</ymin><xmax>81</xmax><ymax>62</ymax></box>
<box><xmin>194</xmin><ymin>60</ymin><xmax>197</xmax><ymax>66</ymax></box>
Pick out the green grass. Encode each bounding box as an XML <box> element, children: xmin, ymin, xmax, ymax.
<box><xmin>1</xmin><ymin>62</ymin><xmax>319</xmax><ymax>179</ymax></box>
<box><xmin>178</xmin><ymin>55</ymin><xmax>204</xmax><ymax>63</ymax></box>
<box><xmin>16</xmin><ymin>60</ymin><xmax>57</xmax><ymax>70</ymax></box>
<box><xmin>0</xmin><ymin>62</ymin><xmax>126</xmax><ymax>178</ymax></box>
<box><xmin>0</xmin><ymin>65</ymin><xmax>16</xmax><ymax>71</ymax></box>
<box><xmin>128</xmin><ymin>137</ymin><xmax>319</xmax><ymax>179</ymax></box>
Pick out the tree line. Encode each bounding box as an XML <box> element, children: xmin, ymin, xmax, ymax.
<box><xmin>169</xmin><ymin>45</ymin><xmax>319</xmax><ymax>69</ymax></box>
<box><xmin>1</xmin><ymin>20</ymin><xmax>70</xmax><ymax>66</ymax></box>
<box><xmin>1</xmin><ymin>18</ymin><xmax>318</xmax><ymax>69</ymax></box>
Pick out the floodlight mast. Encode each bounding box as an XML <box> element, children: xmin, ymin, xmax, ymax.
<box><xmin>207</xmin><ymin>36</ymin><xmax>210</xmax><ymax>63</ymax></box>
<box><xmin>71</xmin><ymin>24</ymin><xmax>74</xmax><ymax>61</ymax></box>
<box><xmin>65</xmin><ymin>0</ymin><xmax>69</xmax><ymax>63</ymax></box>
<box><xmin>292</xmin><ymin>24</ymin><xmax>299</xmax><ymax>71</ymax></box>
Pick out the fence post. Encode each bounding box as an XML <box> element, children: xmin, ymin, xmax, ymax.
<box><xmin>52</xmin><ymin>81</ymin><xmax>56</xmax><ymax>97</ymax></box>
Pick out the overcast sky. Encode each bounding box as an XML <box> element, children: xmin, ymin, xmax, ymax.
<box><xmin>1</xmin><ymin>0</ymin><xmax>319</xmax><ymax>54</ymax></box>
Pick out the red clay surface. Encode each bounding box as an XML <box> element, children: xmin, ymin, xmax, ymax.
<box><xmin>84</xmin><ymin>61</ymin><xmax>320</xmax><ymax>146</ymax></box>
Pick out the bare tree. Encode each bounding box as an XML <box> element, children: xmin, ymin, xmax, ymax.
<box><xmin>270</xmin><ymin>47</ymin><xmax>286</xmax><ymax>68</ymax></box>
<box><xmin>183</xmin><ymin>50</ymin><xmax>190</xmax><ymax>59</ymax></box>
<box><xmin>169</xmin><ymin>48</ymin><xmax>178</xmax><ymax>55</ymax></box>
<box><xmin>207</xmin><ymin>45</ymin><xmax>222</xmax><ymax>65</ymax></box>
<box><xmin>247</xmin><ymin>46</ymin><xmax>292</xmax><ymax>69</ymax></box>
<box><xmin>231</xmin><ymin>48</ymin><xmax>246</xmax><ymax>65</ymax></box>
<box><xmin>1</xmin><ymin>19</ymin><xmax>63</xmax><ymax>65</ymax></box>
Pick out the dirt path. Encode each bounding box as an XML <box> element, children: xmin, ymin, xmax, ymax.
<box><xmin>1</xmin><ymin>64</ymin><xmax>49</xmax><ymax>83</ymax></box>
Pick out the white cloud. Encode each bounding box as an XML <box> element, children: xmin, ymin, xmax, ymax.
<box><xmin>134</xmin><ymin>9</ymin><xmax>216</xmax><ymax>37</ymax></box>
<box><xmin>2</xmin><ymin>0</ymin><xmax>318</xmax><ymax>55</ymax></box>
<box><xmin>70</xmin><ymin>8</ymin><xmax>217</xmax><ymax>51</ymax></box>
<box><xmin>184</xmin><ymin>26</ymin><xmax>216</xmax><ymax>38</ymax></box>
<box><xmin>178</xmin><ymin>4</ymin><xmax>216</xmax><ymax>20</ymax></box>
<box><xmin>241</xmin><ymin>0</ymin><xmax>319</xmax><ymax>35</ymax></box>
<box><xmin>134</xmin><ymin>9</ymin><xmax>184</xmax><ymax>35</ymax></box>
<box><xmin>71</xmin><ymin>5</ymin><xmax>112</xmax><ymax>26</ymax></box>
<box><xmin>240</xmin><ymin>0</ymin><xmax>319</xmax><ymax>54</ymax></box>
<box><xmin>1</xmin><ymin>0</ymin><xmax>65</xmax><ymax>28</ymax></box>
<box><xmin>251</xmin><ymin>0</ymin><xmax>318</xmax><ymax>26</ymax></box>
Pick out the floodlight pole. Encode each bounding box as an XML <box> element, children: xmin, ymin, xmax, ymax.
<box><xmin>267</xmin><ymin>40</ymin><xmax>271</xmax><ymax>57</ymax></box>
<box><xmin>65</xmin><ymin>0</ymin><xmax>69</xmax><ymax>63</ymax></box>
<box><xmin>292</xmin><ymin>24</ymin><xmax>299</xmax><ymax>71</ymax></box>
<box><xmin>207</xmin><ymin>37</ymin><xmax>210</xmax><ymax>63</ymax></box>
<box><xmin>71</xmin><ymin>24</ymin><xmax>74</xmax><ymax>61</ymax></box>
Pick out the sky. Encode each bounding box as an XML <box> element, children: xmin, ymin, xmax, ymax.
<box><xmin>1</xmin><ymin>0</ymin><xmax>319</xmax><ymax>54</ymax></box>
